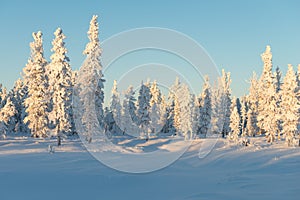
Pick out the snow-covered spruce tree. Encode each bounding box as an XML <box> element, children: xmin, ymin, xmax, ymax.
<box><xmin>230</xmin><ymin>97</ymin><xmax>241</xmax><ymax>135</ymax></box>
<box><xmin>10</xmin><ymin>79</ymin><xmax>29</xmax><ymax>134</ymax></box>
<box><xmin>121</xmin><ymin>85</ymin><xmax>137</xmax><ymax>135</ymax></box>
<box><xmin>103</xmin><ymin>107</ymin><xmax>113</xmax><ymax>135</ymax></box>
<box><xmin>197</xmin><ymin>76</ymin><xmax>212</xmax><ymax>137</ymax></box>
<box><xmin>109</xmin><ymin>80</ymin><xmax>122</xmax><ymax>134</ymax></box>
<box><xmin>162</xmin><ymin>91</ymin><xmax>176</xmax><ymax>134</ymax></box>
<box><xmin>240</xmin><ymin>96</ymin><xmax>248</xmax><ymax>136</ymax></box>
<box><xmin>75</xmin><ymin>15</ymin><xmax>105</xmax><ymax>142</ymax></box>
<box><xmin>246</xmin><ymin>72</ymin><xmax>259</xmax><ymax>136</ymax></box>
<box><xmin>23</xmin><ymin>31</ymin><xmax>49</xmax><ymax>138</ymax></box>
<box><xmin>0</xmin><ymin>97</ymin><xmax>17</xmax><ymax>136</ymax></box>
<box><xmin>159</xmin><ymin>95</ymin><xmax>168</xmax><ymax>134</ymax></box>
<box><xmin>280</xmin><ymin>65</ymin><xmax>300</xmax><ymax>146</ymax></box>
<box><xmin>83</xmin><ymin>15</ymin><xmax>105</xmax><ymax>127</ymax></box>
<box><xmin>175</xmin><ymin>83</ymin><xmax>194</xmax><ymax>140</ymax></box>
<box><xmin>171</xmin><ymin>77</ymin><xmax>182</xmax><ymax>134</ymax></box>
<box><xmin>150</xmin><ymin>80</ymin><xmax>162</xmax><ymax>106</ymax></box>
<box><xmin>211</xmin><ymin>80</ymin><xmax>225</xmax><ymax>136</ymax></box>
<box><xmin>245</xmin><ymin>108</ymin><xmax>256</xmax><ymax>137</ymax></box>
<box><xmin>126</xmin><ymin>85</ymin><xmax>138</xmax><ymax>124</ymax></box>
<box><xmin>149</xmin><ymin>80</ymin><xmax>165</xmax><ymax>135</ymax></box>
<box><xmin>229</xmin><ymin>97</ymin><xmax>241</xmax><ymax>143</ymax></box>
<box><xmin>48</xmin><ymin>28</ymin><xmax>73</xmax><ymax>138</ymax></box>
<box><xmin>210</xmin><ymin>70</ymin><xmax>231</xmax><ymax>138</ymax></box>
<box><xmin>191</xmin><ymin>94</ymin><xmax>199</xmax><ymax>139</ymax></box>
<box><xmin>257</xmin><ymin>45</ymin><xmax>279</xmax><ymax>143</ymax></box>
<box><xmin>136</xmin><ymin>82</ymin><xmax>151</xmax><ymax>139</ymax></box>
<box><xmin>220</xmin><ymin>69</ymin><xmax>232</xmax><ymax>137</ymax></box>
<box><xmin>274</xmin><ymin>66</ymin><xmax>282</xmax><ymax>139</ymax></box>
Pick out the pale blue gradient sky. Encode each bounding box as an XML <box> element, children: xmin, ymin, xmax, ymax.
<box><xmin>0</xmin><ymin>0</ymin><xmax>299</xmax><ymax>97</ymax></box>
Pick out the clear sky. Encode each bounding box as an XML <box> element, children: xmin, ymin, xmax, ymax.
<box><xmin>0</xmin><ymin>0</ymin><xmax>299</xmax><ymax>98</ymax></box>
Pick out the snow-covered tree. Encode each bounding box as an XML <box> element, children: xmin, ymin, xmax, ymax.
<box><xmin>23</xmin><ymin>31</ymin><xmax>49</xmax><ymax>138</ymax></box>
<box><xmin>0</xmin><ymin>97</ymin><xmax>17</xmax><ymax>135</ymax></box>
<box><xmin>120</xmin><ymin>85</ymin><xmax>137</xmax><ymax>136</ymax></box>
<box><xmin>240</xmin><ymin>97</ymin><xmax>248</xmax><ymax>136</ymax></box>
<box><xmin>150</xmin><ymin>80</ymin><xmax>162</xmax><ymax>106</ymax></box>
<box><xmin>171</xmin><ymin>77</ymin><xmax>182</xmax><ymax>133</ymax></box>
<box><xmin>136</xmin><ymin>82</ymin><xmax>151</xmax><ymax>138</ymax></box>
<box><xmin>229</xmin><ymin>98</ymin><xmax>241</xmax><ymax>143</ymax></box>
<box><xmin>280</xmin><ymin>64</ymin><xmax>300</xmax><ymax>146</ymax></box>
<box><xmin>48</xmin><ymin>28</ymin><xmax>73</xmax><ymax>138</ymax></box>
<box><xmin>10</xmin><ymin>79</ymin><xmax>29</xmax><ymax>134</ymax></box>
<box><xmin>162</xmin><ymin>91</ymin><xmax>176</xmax><ymax>134</ymax></box>
<box><xmin>83</xmin><ymin>15</ymin><xmax>105</xmax><ymax>127</ymax></box>
<box><xmin>149</xmin><ymin>80</ymin><xmax>165</xmax><ymax>135</ymax></box>
<box><xmin>274</xmin><ymin>66</ymin><xmax>283</xmax><ymax>139</ymax></box>
<box><xmin>74</xmin><ymin>15</ymin><xmax>105</xmax><ymax>142</ymax></box>
<box><xmin>257</xmin><ymin>45</ymin><xmax>278</xmax><ymax>143</ymax></box>
<box><xmin>211</xmin><ymin>81</ymin><xmax>225</xmax><ymax>136</ymax></box>
<box><xmin>103</xmin><ymin>107</ymin><xmax>113</xmax><ymax>135</ymax></box>
<box><xmin>197</xmin><ymin>76</ymin><xmax>212</xmax><ymax>137</ymax></box>
<box><xmin>126</xmin><ymin>86</ymin><xmax>138</xmax><ymax>124</ymax></box>
<box><xmin>247</xmin><ymin>72</ymin><xmax>259</xmax><ymax>136</ymax></box>
<box><xmin>220</xmin><ymin>69</ymin><xmax>232</xmax><ymax>137</ymax></box>
<box><xmin>110</xmin><ymin>80</ymin><xmax>122</xmax><ymax>134</ymax></box>
<box><xmin>191</xmin><ymin>94</ymin><xmax>199</xmax><ymax>139</ymax></box>
<box><xmin>174</xmin><ymin>83</ymin><xmax>194</xmax><ymax>140</ymax></box>
<box><xmin>210</xmin><ymin>70</ymin><xmax>231</xmax><ymax>137</ymax></box>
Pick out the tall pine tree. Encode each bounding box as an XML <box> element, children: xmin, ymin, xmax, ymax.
<box><xmin>23</xmin><ymin>31</ymin><xmax>49</xmax><ymax>138</ymax></box>
<box><xmin>48</xmin><ymin>27</ymin><xmax>73</xmax><ymax>138</ymax></box>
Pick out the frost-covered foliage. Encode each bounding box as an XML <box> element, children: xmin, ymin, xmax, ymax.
<box><xmin>173</xmin><ymin>81</ymin><xmax>194</xmax><ymax>140</ymax></box>
<box><xmin>136</xmin><ymin>82</ymin><xmax>151</xmax><ymax>138</ymax></box>
<box><xmin>48</xmin><ymin>28</ymin><xmax>73</xmax><ymax>137</ymax></box>
<box><xmin>120</xmin><ymin>85</ymin><xmax>138</xmax><ymax>135</ymax></box>
<box><xmin>190</xmin><ymin>94</ymin><xmax>199</xmax><ymax>139</ymax></box>
<box><xmin>211</xmin><ymin>81</ymin><xmax>225</xmax><ymax>136</ymax></box>
<box><xmin>257</xmin><ymin>46</ymin><xmax>279</xmax><ymax>143</ymax></box>
<box><xmin>23</xmin><ymin>31</ymin><xmax>49</xmax><ymax>138</ymax></box>
<box><xmin>197</xmin><ymin>76</ymin><xmax>212</xmax><ymax>137</ymax></box>
<box><xmin>280</xmin><ymin>65</ymin><xmax>300</xmax><ymax>146</ymax></box>
<box><xmin>125</xmin><ymin>85</ymin><xmax>138</xmax><ymax>124</ymax></box>
<box><xmin>9</xmin><ymin>79</ymin><xmax>29</xmax><ymax>134</ymax></box>
<box><xmin>0</xmin><ymin>97</ymin><xmax>16</xmax><ymax>136</ymax></box>
<box><xmin>162</xmin><ymin>91</ymin><xmax>176</xmax><ymax>134</ymax></box>
<box><xmin>211</xmin><ymin>70</ymin><xmax>231</xmax><ymax>137</ymax></box>
<box><xmin>109</xmin><ymin>80</ymin><xmax>122</xmax><ymax>134</ymax></box>
<box><xmin>74</xmin><ymin>15</ymin><xmax>106</xmax><ymax>142</ymax></box>
<box><xmin>220</xmin><ymin>69</ymin><xmax>232</xmax><ymax>136</ymax></box>
<box><xmin>83</xmin><ymin>15</ymin><xmax>105</xmax><ymax>127</ymax></box>
<box><xmin>246</xmin><ymin>72</ymin><xmax>259</xmax><ymax>136</ymax></box>
<box><xmin>149</xmin><ymin>80</ymin><xmax>165</xmax><ymax>135</ymax></box>
<box><xmin>240</xmin><ymin>97</ymin><xmax>248</xmax><ymax>136</ymax></box>
<box><xmin>171</xmin><ymin>77</ymin><xmax>181</xmax><ymax>133</ymax></box>
<box><xmin>75</xmin><ymin>15</ymin><xmax>106</xmax><ymax>142</ymax></box>
<box><xmin>229</xmin><ymin>97</ymin><xmax>241</xmax><ymax>143</ymax></box>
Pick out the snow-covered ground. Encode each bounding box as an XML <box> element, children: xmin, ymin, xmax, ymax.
<box><xmin>0</xmin><ymin>136</ymin><xmax>299</xmax><ymax>200</ymax></box>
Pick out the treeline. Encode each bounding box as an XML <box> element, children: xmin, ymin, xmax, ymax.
<box><xmin>0</xmin><ymin>15</ymin><xmax>299</xmax><ymax>147</ymax></box>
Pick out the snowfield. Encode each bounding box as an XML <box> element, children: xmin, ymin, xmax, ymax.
<box><xmin>0</xmin><ymin>136</ymin><xmax>299</xmax><ymax>200</ymax></box>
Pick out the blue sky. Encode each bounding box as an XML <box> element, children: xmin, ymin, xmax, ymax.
<box><xmin>0</xmin><ymin>0</ymin><xmax>299</xmax><ymax>97</ymax></box>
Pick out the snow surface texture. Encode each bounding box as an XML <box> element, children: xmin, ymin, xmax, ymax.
<box><xmin>0</xmin><ymin>137</ymin><xmax>299</xmax><ymax>200</ymax></box>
